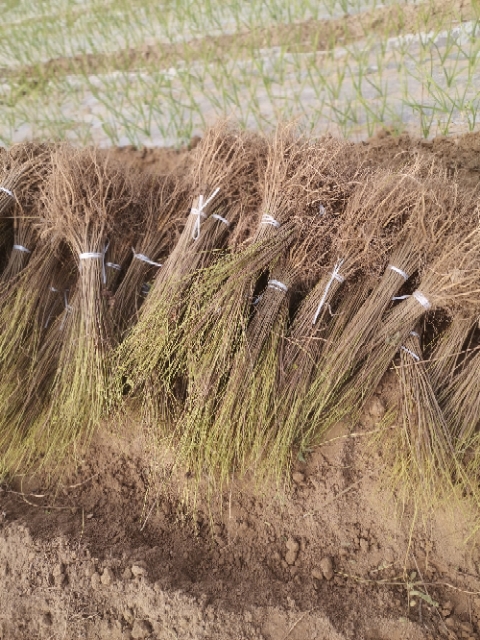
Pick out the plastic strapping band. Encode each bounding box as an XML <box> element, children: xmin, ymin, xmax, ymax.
<box><xmin>79</xmin><ymin>247</ymin><xmax>108</xmax><ymax>284</ymax></box>
<box><xmin>211</xmin><ymin>213</ymin><xmax>230</xmax><ymax>226</ymax></box>
<box><xmin>261</xmin><ymin>214</ymin><xmax>281</xmax><ymax>228</ymax></box>
<box><xmin>413</xmin><ymin>290</ymin><xmax>431</xmax><ymax>310</ymax></box>
<box><xmin>0</xmin><ymin>187</ymin><xmax>13</xmax><ymax>198</ymax></box>
<box><xmin>410</xmin><ymin>331</ymin><xmax>420</xmax><ymax>338</ymax></box>
<box><xmin>392</xmin><ymin>294</ymin><xmax>410</xmax><ymax>301</ymax></box>
<box><xmin>400</xmin><ymin>345</ymin><xmax>420</xmax><ymax>361</ymax></box>
<box><xmin>132</xmin><ymin>248</ymin><xmax>162</xmax><ymax>268</ymax></box>
<box><xmin>106</xmin><ymin>262</ymin><xmax>121</xmax><ymax>271</ymax></box>
<box><xmin>13</xmin><ymin>244</ymin><xmax>31</xmax><ymax>254</ymax></box>
<box><xmin>389</xmin><ymin>265</ymin><xmax>408</xmax><ymax>280</ymax></box>
<box><xmin>313</xmin><ymin>259</ymin><xmax>345</xmax><ymax>325</ymax></box>
<box><xmin>191</xmin><ymin>188</ymin><xmax>221</xmax><ymax>240</ymax></box>
<box><xmin>268</xmin><ymin>279</ymin><xmax>288</xmax><ymax>293</ymax></box>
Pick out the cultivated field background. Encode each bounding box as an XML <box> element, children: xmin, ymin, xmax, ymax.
<box><xmin>0</xmin><ymin>0</ymin><xmax>479</xmax><ymax>146</ymax></box>
<box><xmin>2</xmin><ymin>2</ymin><xmax>480</xmax><ymax>640</ymax></box>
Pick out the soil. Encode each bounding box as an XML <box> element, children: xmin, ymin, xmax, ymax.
<box><xmin>2</xmin><ymin>131</ymin><xmax>480</xmax><ymax>640</ymax></box>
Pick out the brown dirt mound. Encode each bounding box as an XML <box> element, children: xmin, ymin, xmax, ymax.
<box><xmin>1</xmin><ymin>131</ymin><xmax>480</xmax><ymax>640</ymax></box>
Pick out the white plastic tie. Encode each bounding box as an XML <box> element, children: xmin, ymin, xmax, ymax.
<box><xmin>132</xmin><ymin>248</ymin><xmax>162</xmax><ymax>268</ymax></box>
<box><xmin>313</xmin><ymin>260</ymin><xmax>345</xmax><ymax>325</ymax></box>
<box><xmin>0</xmin><ymin>187</ymin><xmax>13</xmax><ymax>198</ymax></box>
<box><xmin>211</xmin><ymin>213</ymin><xmax>230</xmax><ymax>226</ymax></box>
<box><xmin>106</xmin><ymin>262</ymin><xmax>121</xmax><ymax>271</ymax></box>
<box><xmin>79</xmin><ymin>246</ymin><xmax>109</xmax><ymax>284</ymax></box>
<box><xmin>413</xmin><ymin>290</ymin><xmax>431</xmax><ymax>310</ymax></box>
<box><xmin>410</xmin><ymin>331</ymin><xmax>420</xmax><ymax>338</ymax></box>
<box><xmin>392</xmin><ymin>294</ymin><xmax>410</xmax><ymax>301</ymax></box>
<box><xmin>261</xmin><ymin>214</ymin><xmax>281</xmax><ymax>228</ymax></box>
<box><xmin>13</xmin><ymin>244</ymin><xmax>31</xmax><ymax>254</ymax></box>
<box><xmin>318</xmin><ymin>204</ymin><xmax>326</xmax><ymax>216</ymax></box>
<box><xmin>389</xmin><ymin>265</ymin><xmax>408</xmax><ymax>280</ymax></box>
<box><xmin>400</xmin><ymin>345</ymin><xmax>420</xmax><ymax>362</ymax></box>
<box><xmin>79</xmin><ymin>252</ymin><xmax>103</xmax><ymax>259</ymax></box>
<box><xmin>268</xmin><ymin>279</ymin><xmax>288</xmax><ymax>293</ymax></box>
<box><xmin>191</xmin><ymin>188</ymin><xmax>221</xmax><ymax>240</ymax></box>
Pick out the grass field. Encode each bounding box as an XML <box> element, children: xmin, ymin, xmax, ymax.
<box><xmin>0</xmin><ymin>0</ymin><xmax>479</xmax><ymax>147</ymax></box>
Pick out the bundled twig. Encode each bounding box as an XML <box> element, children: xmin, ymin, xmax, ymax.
<box><xmin>326</xmin><ymin>226</ymin><xmax>480</xmax><ymax>446</ymax></box>
<box><xmin>0</xmin><ymin>144</ymin><xmax>52</xmax><ymax>283</ymax></box>
<box><xmin>396</xmin><ymin>329</ymin><xmax>456</xmax><ymax>492</ymax></box>
<box><xmin>428</xmin><ymin>314</ymin><xmax>478</xmax><ymax>394</ymax></box>
<box><xmin>0</xmin><ymin>239</ymin><xmax>73</xmax><ymax>473</ymax></box>
<box><xmin>439</xmin><ymin>342</ymin><xmax>480</xmax><ymax>455</ymax></box>
<box><xmin>268</xmin><ymin>165</ymin><xmax>427</xmax><ymax>464</ymax></box>
<box><xmin>118</xmin><ymin>124</ymin><xmax>265</xmax><ymax>422</ymax></box>
<box><xmin>0</xmin><ymin>143</ymin><xmax>49</xmax><ymax>217</ymax></box>
<box><xmin>20</xmin><ymin>146</ymin><xmax>135</xmax><ymax>468</ymax></box>
<box><xmin>113</xmin><ymin>172</ymin><xmax>186</xmax><ymax>335</ymax></box>
<box><xmin>168</xmin><ymin>129</ymin><xmax>358</xmax><ymax>479</ymax></box>
<box><xmin>185</xmin><ymin>218</ymin><xmax>324</xmax><ymax>481</ymax></box>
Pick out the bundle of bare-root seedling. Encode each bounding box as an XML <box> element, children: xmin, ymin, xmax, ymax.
<box><xmin>112</xmin><ymin>171</ymin><xmax>188</xmax><ymax>337</ymax></box>
<box><xmin>118</xmin><ymin>123</ymin><xmax>265</xmax><ymax>429</ymax></box>
<box><xmin>338</xmin><ymin>225</ymin><xmax>480</xmax><ymax>493</ymax></box>
<box><xmin>266</xmin><ymin>163</ymin><xmax>432</xmax><ymax>469</ymax></box>
<box><xmin>0</xmin><ymin>236</ymin><xmax>74</xmax><ymax>475</ymax></box>
<box><xmin>438</xmin><ymin>338</ymin><xmax>480</xmax><ymax>462</ymax></box>
<box><xmin>170</xmin><ymin>129</ymin><xmax>362</xmax><ymax>482</ymax></box>
<box><xmin>388</xmin><ymin>328</ymin><xmax>460</xmax><ymax>504</ymax></box>
<box><xmin>428</xmin><ymin>312</ymin><xmax>480</xmax><ymax>395</ymax></box>
<box><xmin>293</xmin><ymin>162</ymin><xmax>468</xmax><ymax>453</ymax></box>
<box><xmin>0</xmin><ymin>143</ymin><xmax>52</xmax><ymax>279</ymax></box>
<box><xmin>17</xmin><ymin>145</ymin><xmax>136</xmax><ymax>470</ymax></box>
<box><xmin>193</xmin><ymin>218</ymin><xmax>326</xmax><ymax>483</ymax></box>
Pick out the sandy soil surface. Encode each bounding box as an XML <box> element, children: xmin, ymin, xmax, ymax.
<box><xmin>1</xmin><ymin>131</ymin><xmax>480</xmax><ymax>640</ymax></box>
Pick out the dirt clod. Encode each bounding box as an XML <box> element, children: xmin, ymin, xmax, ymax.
<box><xmin>131</xmin><ymin>564</ymin><xmax>146</xmax><ymax>577</ymax></box>
<box><xmin>319</xmin><ymin>556</ymin><xmax>334</xmax><ymax>580</ymax></box>
<box><xmin>311</xmin><ymin>568</ymin><xmax>323</xmax><ymax>580</ymax></box>
<box><xmin>292</xmin><ymin>472</ymin><xmax>305</xmax><ymax>484</ymax></box>
<box><xmin>285</xmin><ymin>537</ymin><xmax>300</xmax><ymax>565</ymax></box>
<box><xmin>101</xmin><ymin>567</ymin><xmax>115</xmax><ymax>586</ymax></box>
<box><xmin>131</xmin><ymin>619</ymin><xmax>152</xmax><ymax>639</ymax></box>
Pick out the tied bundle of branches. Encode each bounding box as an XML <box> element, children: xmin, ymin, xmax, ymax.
<box><xmin>426</xmin><ymin>192</ymin><xmax>480</xmax><ymax>395</ymax></box>
<box><xmin>180</xmin><ymin>216</ymin><xmax>325</xmax><ymax>482</ymax></box>
<box><xmin>428</xmin><ymin>313</ymin><xmax>479</xmax><ymax>395</ymax></box>
<box><xmin>293</xmin><ymin>164</ymin><xmax>466</xmax><ymax>450</ymax></box>
<box><xmin>118</xmin><ymin>123</ymin><xmax>264</xmax><ymax>418</ymax></box>
<box><xmin>0</xmin><ymin>143</ymin><xmax>49</xmax><ymax>218</ymax></box>
<box><xmin>0</xmin><ymin>144</ymin><xmax>52</xmax><ymax>281</ymax></box>
<box><xmin>335</xmin><ymin>225</ymin><xmax>480</xmax><ymax>447</ymax></box>
<box><xmin>20</xmin><ymin>146</ymin><xmax>135</xmax><ymax>469</ymax></box>
<box><xmin>113</xmin><ymin>172</ymin><xmax>187</xmax><ymax>336</ymax></box>
<box><xmin>0</xmin><ymin>201</ymin><xmax>39</xmax><ymax>285</ymax></box>
<box><xmin>438</xmin><ymin>338</ymin><xmax>480</xmax><ymax>458</ymax></box>
<box><xmin>0</xmin><ymin>239</ymin><xmax>73</xmax><ymax>474</ymax></box>
<box><xmin>270</xmin><ymin>165</ymin><xmax>426</xmax><ymax>462</ymax></box>
<box><xmin>171</xmin><ymin>128</ymin><xmax>357</xmax><ymax>478</ymax></box>
<box><xmin>392</xmin><ymin>328</ymin><xmax>459</xmax><ymax>501</ymax></box>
